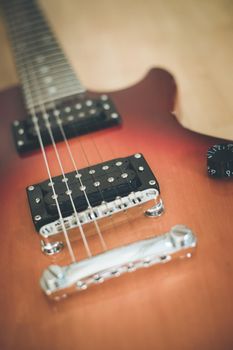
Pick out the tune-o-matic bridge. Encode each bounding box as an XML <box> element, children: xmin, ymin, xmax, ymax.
<box><xmin>40</xmin><ymin>225</ymin><xmax>197</xmax><ymax>300</ymax></box>
<box><xmin>27</xmin><ymin>154</ymin><xmax>163</xmax><ymax>254</ymax></box>
<box><xmin>12</xmin><ymin>94</ymin><xmax>121</xmax><ymax>154</ymax></box>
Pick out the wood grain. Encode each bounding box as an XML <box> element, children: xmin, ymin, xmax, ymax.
<box><xmin>0</xmin><ymin>0</ymin><xmax>233</xmax><ymax>139</ymax></box>
<box><xmin>0</xmin><ymin>69</ymin><xmax>232</xmax><ymax>350</ymax></box>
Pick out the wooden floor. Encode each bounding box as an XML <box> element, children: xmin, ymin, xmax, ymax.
<box><xmin>0</xmin><ymin>0</ymin><xmax>232</xmax><ymax>140</ymax></box>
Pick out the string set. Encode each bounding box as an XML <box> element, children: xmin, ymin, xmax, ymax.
<box><xmin>4</xmin><ymin>0</ymin><xmax>156</xmax><ymax>264</ymax></box>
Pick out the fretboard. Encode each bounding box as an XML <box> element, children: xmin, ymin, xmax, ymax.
<box><xmin>1</xmin><ymin>0</ymin><xmax>85</xmax><ymax>111</ymax></box>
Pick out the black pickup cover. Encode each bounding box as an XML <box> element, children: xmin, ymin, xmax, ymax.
<box><xmin>12</xmin><ymin>94</ymin><xmax>121</xmax><ymax>154</ymax></box>
<box><xmin>27</xmin><ymin>154</ymin><xmax>160</xmax><ymax>232</ymax></box>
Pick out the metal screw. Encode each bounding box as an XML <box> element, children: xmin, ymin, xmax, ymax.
<box><xmin>149</xmin><ymin>180</ymin><xmax>156</xmax><ymax>185</ymax></box>
<box><xmin>54</xmin><ymin>110</ymin><xmax>60</xmax><ymax>116</ymax></box>
<box><xmin>121</xmin><ymin>173</ymin><xmax>128</xmax><ymax>178</ymax></box>
<box><xmin>62</xmin><ymin>177</ymin><xmax>68</xmax><ymax>182</ymax></box>
<box><xmin>116</xmin><ymin>161</ymin><xmax>122</xmax><ymax>166</ymax></box>
<box><xmin>75</xmin><ymin>173</ymin><xmax>82</xmax><ymax>178</ymax></box>
<box><xmin>34</xmin><ymin>215</ymin><xmax>41</xmax><ymax>221</ymax></box>
<box><xmin>13</xmin><ymin>120</ymin><xmax>20</xmax><ymax>126</ymax></box>
<box><xmin>94</xmin><ymin>181</ymin><xmax>100</xmax><ymax>187</ymax></box>
<box><xmin>75</xmin><ymin>103</ymin><xmax>82</xmax><ymax>110</ymax></box>
<box><xmin>143</xmin><ymin>257</ymin><xmax>151</xmax><ymax>267</ymax></box>
<box><xmin>127</xmin><ymin>263</ymin><xmax>136</xmax><ymax>272</ymax></box>
<box><xmin>93</xmin><ymin>274</ymin><xmax>104</xmax><ymax>283</ymax></box>
<box><xmin>102</xmin><ymin>165</ymin><xmax>109</xmax><ymax>170</ymax></box>
<box><xmin>66</xmin><ymin>190</ymin><xmax>72</xmax><ymax>195</ymax></box>
<box><xmin>89</xmin><ymin>169</ymin><xmax>95</xmax><ymax>174</ymax></box>
<box><xmin>86</xmin><ymin>100</ymin><xmax>93</xmax><ymax>106</ymax></box>
<box><xmin>28</xmin><ymin>186</ymin><xmax>34</xmax><ymax>191</ymax></box>
<box><xmin>18</xmin><ymin>128</ymin><xmax>24</xmax><ymax>135</ymax></box>
<box><xmin>111</xmin><ymin>113</ymin><xmax>118</xmax><ymax>119</ymax></box>
<box><xmin>111</xmin><ymin>269</ymin><xmax>121</xmax><ymax>277</ymax></box>
<box><xmin>134</xmin><ymin>153</ymin><xmax>141</xmax><ymax>159</ymax></box>
<box><xmin>103</xmin><ymin>103</ymin><xmax>110</xmax><ymax>110</ymax></box>
<box><xmin>76</xmin><ymin>281</ymin><xmax>87</xmax><ymax>290</ymax></box>
<box><xmin>65</xmin><ymin>106</ymin><xmax>71</xmax><ymax>113</ymax></box>
<box><xmin>78</xmin><ymin>112</ymin><xmax>85</xmax><ymax>118</ymax></box>
<box><xmin>101</xmin><ymin>94</ymin><xmax>108</xmax><ymax>101</ymax></box>
<box><xmin>89</xmin><ymin>108</ymin><xmax>96</xmax><ymax>115</ymax></box>
<box><xmin>108</xmin><ymin>177</ymin><xmax>114</xmax><ymax>183</ymax></box>
<box><xmin>80</xmin><ymin>185</ymin><xmax>86</xmax><ymax>191</ymax></box>
<box><xmin>48</xmin><ymin>181</ymin><xmax>54</xmax><ymax>186</ymax></box>
<box><xmin>35</xmin><ymin>198</ymin><xmax>41</xmax><ymax>204</ymax></box>
<box><xmin>67</xmin><ymin>115</ymin><xmax>74</xmax><ymax>121</ymax></box>
<box><xmin>17</xmin><ymin>140</ymin><xmax>24</xmax><ymax>146</ymax></box>
<box><xmin>139</xmin><ymin>166</ymin><xmax>144</xmax><ymax>172</ymax></box>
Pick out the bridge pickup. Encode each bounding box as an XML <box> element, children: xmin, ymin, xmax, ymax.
<box><xmin>27</xmin><ymin>153</ymin><xmax>161</xmax><ymax>240</ymax></box>
<box><xmin>12</xmin><ymin>94</ymin><xmax>121</xmax><ymax>154</ymax></box>
<box><xmin>40</xmin><ymin>225</ymin><xmax>197</xmax><ymax>299</ymax></box>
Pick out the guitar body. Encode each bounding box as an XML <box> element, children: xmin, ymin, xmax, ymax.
<box><xmin>0</xmin><ymin>68</ymin><xmax>233</xmax><ymax>350</ymax></box>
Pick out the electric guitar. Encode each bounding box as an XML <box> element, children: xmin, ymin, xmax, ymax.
<box><xmin>0</xmin><ymin>1</ymin><xmax>233</xmax><ymax>349</ymax></box>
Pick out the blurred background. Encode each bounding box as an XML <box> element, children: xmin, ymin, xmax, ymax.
<box><xmin>0</xmin><ymin>0</ymin><xmax>232</xmax><ymax>139</ymax></box>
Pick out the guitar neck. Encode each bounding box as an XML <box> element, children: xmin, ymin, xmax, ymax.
<box><xmin>1</xmin><ymin>0</ymin><xmax>85</xmax><ymax>110</ymax></box>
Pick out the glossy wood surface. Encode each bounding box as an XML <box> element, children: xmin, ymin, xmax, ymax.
<box><xmin>0</xmin><ymin>69</ymin><xmax>233</xmax><ymax>350</ymax></box>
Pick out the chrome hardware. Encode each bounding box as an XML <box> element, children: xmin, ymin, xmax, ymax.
<box><xmin>149</xmin><ymin>180</ymin><xmax>156</xmax><ymax>185</ymax></box>
<box><xmin>39</xmin><ymin>189</ymin><xmax>161</xmax><ymax>239</ymax></box>
<box><xmin>145</xmin><ymin>199</ymin><xmax>164</xmax><ymax>217</ymax></box>
<box><xmin>41</xmin><ymin>240</ymin><xmax>64</xmax><ymax>255</ymax></box>
<box><xmin>134</xmin><ymin>153</ymin><xmax>141</xmax><ymax>159</ymax></box>
<box><xmin>40</xmin><ymin>225</ymin><xmax>197</xmax><ymax>299</ymax></box>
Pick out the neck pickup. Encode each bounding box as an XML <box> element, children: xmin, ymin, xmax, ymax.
<box><xmin>12</xmin><ymin>94</ymin><xmax>121</xmax><ymax>154</ymax></box>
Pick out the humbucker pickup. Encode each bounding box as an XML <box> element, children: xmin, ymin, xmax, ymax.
<box><xmin>12</xmin><ymin>94</ymin><xmax>121</xmax><ymax>154</ymax></box>
<box><xmin>27</xmin><ymin>153</ymin><xmax>162</xmax><ymax>243</ymax></box>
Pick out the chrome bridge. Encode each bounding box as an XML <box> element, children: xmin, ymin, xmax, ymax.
<box><xmin>40</xmin><ymin>225</ymin><xmax>197</xmax><ymax>300</ymax></box>
<box><xmin>40</xmin><ymin>188</ymin><xmax>163</xmax><ymax>237</ymax></box>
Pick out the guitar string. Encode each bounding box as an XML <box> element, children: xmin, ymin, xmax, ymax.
<box><xmin>24</xmin><ymin>88</ymin><xmax>77</xmax><ymax>263</ymax></box>
<box><xmin>2</xmin><ymin>6</ymin><xmax>79</xmax><ymax>263</ymax></box>
<box><xmin>49</xmin><ymin>96</ymin><xmax>135</xmax><ymax>245</ymax></box>
<box><xmin>46</xmin><ymin>86</ymin><xmax>141</xmax><ymax>243</ymax></box>
<box><xmin>38</xmin><ymin>88</ymin><xmax>137</xmax><ymax>248</ymax></box>
<box><xmin>66</xmin><ymin>93</ymin><xmax>146</xmax><ymax>243</ymax></box>
<box><xmin>7</xmin><ymin>1</ymin><xmax>148</xmax><ymax>249</ymax></box>
<box><xmin>5</xmin><ymin>6</ymin><xmax>104</xmax><ymax>257</ymax></box>
<box><xmin>23</xmin><ymin>0</ymin><xmax>132</xmax><ymax>246</ymax></box>
<box><xmin>50</xmin><ymin>105</ymin><xmax>120</xmax><ymax>236</ymax></box>
<box><xmin>24</xmin><ymin>52</ymin><xmax>136</xmax><ymax>246</ymax></box>
<box><xmin>6</xmin><ymin>12</ymin><xmax>92</xmax><ymax>259</ymax></box>
<box><xmin>68</xmin><ymin>93</ymin><xmax>140</xmax><ymax>233</ymax></box>
<box><xmin>6</xmin><ymin>8</ymin><xmax>108</xmax><ymax>255</ymax></box>
<box><xmin>66</xmin><ymin>93</ymin><xmax>143</xmax><ymax>237</ymax></box>
<box><xmin>24</xmin><ymin>60</ymin><xmax>108</xmax><ymax>253</ymax></box>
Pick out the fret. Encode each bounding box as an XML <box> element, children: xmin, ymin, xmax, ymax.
<box><xmin>7</xmin><ymin>28</ymin><xmax>55</xmax><ymax>42</ymax></box>
<box><xmin>1</xmin><ymin>0</ymin><xmax>85</xmax><ymax>110</ymax></box>
<box><xmin>14</xmin><ymin>47</ymin><xmax>66</xmax><ymax>59</ymax></box>
<box><xmin>20</xmin><ymin>74</ymin><xmax>80</xmax><ymax>93</ymax></box>
<box><xmin>22</xmin><ymin>80</ymin><xmax>84</xmax><ymax>99</ymax></box>
<box><xmin>13</xmin><ymin>37</ymin><xmax>58</xmax><ymax>50</ymax></box>
<box><xmin>17</xmin><ymin>58</ymin><xmax>75</xmax><ymax>72</ymax></box>
<box><xmin>8</xmin><ymin>21</ymin><xmax>47</xmax><ymax>34</ymax></box>
<box><xmin>18</xmin><ymin>64</ymin><xmax>78</xmax><ymax>78</ymax></box>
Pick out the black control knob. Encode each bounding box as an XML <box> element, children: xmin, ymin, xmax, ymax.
<box><xmin>207</xmin><ymin>144</ymin><xmax>233</xmax><ymax>178</ymax></box>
